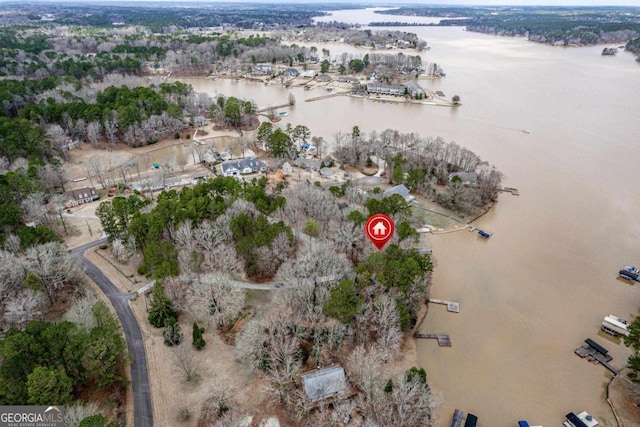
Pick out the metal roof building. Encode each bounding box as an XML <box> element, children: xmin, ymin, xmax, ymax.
<box><xmin>300</xmin><ymin>366</ymin><xmax>347</xmax><ymax>403</ymax></box>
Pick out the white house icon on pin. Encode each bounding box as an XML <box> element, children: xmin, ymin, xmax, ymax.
<box><xmin>372</xmin><ymin>221</ymin><xmax>387</xmax><ymax>236</ymax></box>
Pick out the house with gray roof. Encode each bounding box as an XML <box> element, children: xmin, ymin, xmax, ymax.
<box><xmin>293</xmin><ymin>157</ymin><xmax>321</xmax><ymax>171</ymax></box>
<box><xmin>405</xmin><ymin>80</ymin><xmax>425</xmax><ymax>98</ymax></box>
<box><xmin>252</xmin><ymin>64</ymin><xmax>273</xmax><ymax>75</ymax></box>
<box><xmin>300</xmin><ymin>366</ymin><xmax>347</xmax><ymax>403</ymax></box>
<box><xmin>383</xmin><ymin>184</ymin><xmax>416</xmax><ymax>205</ymax></box>
<box><xmin>366</xmin><ymin>82</ymin><xmax>405</xmax><ymax>96</ymax></box>
<box><xmin>338</xmin><ymin>76</ymin><xmax>360</xmax><ymax>84</ymax></box>
<box><xmin>220</xmin><ymin>157</ymin><xmax>267</xmax><ymax>177</ymax></box>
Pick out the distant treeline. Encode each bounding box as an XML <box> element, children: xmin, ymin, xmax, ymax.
<box><xmin>1</xmin><ymin>3</ymin><xmax>332</xmax><ymax>31</ymax></box>
<box><xmin>368</xmin><ymin>22</ymin><xmax>437</xmax><ymax>27</ymax></box>
<box><xmin>376</xmin><ymin>6</ymin><xmax>640</xmax><ymax>49</ymax></box>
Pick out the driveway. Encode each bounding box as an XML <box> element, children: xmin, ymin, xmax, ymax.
<box><xmin>72</xmin><ymin>239</ymin><xmax>154</xmax><ymax>427</ymax></box>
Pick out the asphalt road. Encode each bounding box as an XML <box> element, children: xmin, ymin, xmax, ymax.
<box><xmin>72</xmin><ymin>239</ymin><xmax>154</xmax><ymax>427</ymax></box>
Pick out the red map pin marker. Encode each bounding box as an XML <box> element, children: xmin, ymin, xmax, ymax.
<box><xmin>365</xmin><ymin>213</ymin><xmax>395</xmax><ymax>250</ymax></box>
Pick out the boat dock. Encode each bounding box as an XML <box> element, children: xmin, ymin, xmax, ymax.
<box><xmin>468</xmin><ymin>226</ymin><xmax>493</xmax><ymax>238</ymax></box>
<box><xmin>414</xmin><ymin>333</ymin><xmax>451</xmax><ymax>347</ymax></box>
<box><xmin>256</xmin><ymin>102</ymin><xmax>294</xmax><ymax>113</ymax></box>
<box><xmin>500</xmin><ymin>187</ymin><xmax>520</xmax><ymax>196</ymax></box>
<box><xmin>450</xmin><ymin>409</ymin><xmax>464</xmax><ymax>427</ymax></box>
<box><xmin>575</xmin><ymin>338</ymin><xmax>619</xmax><ymax>375</ymax></box>
<box><xmin>430</xmin><ymin>299</ymin><xmax>460</xmax><ymax>313</ymax></box>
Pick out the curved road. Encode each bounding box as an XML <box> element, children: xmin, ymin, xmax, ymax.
<box><xmin>72</xmin><ymin>239</ymin><xmax>154</xmax><ymax>427</ymax></box>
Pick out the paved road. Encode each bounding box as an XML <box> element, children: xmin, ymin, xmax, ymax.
<box><xmin>72</xmin><ymin>239</ymin><xmax>154</xmax><ymax>427</ymax></box>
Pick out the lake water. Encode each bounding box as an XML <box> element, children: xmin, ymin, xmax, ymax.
<box><xmin>179</xmin><ymin>11</ymin><xmax>640</xmax><ymax>426</ymax></box>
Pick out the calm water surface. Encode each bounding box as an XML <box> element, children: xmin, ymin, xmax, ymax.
<box><xmin>180</xmin><ymin>11</ymin><xmax>640</xmax><ymax>426</ymax></box>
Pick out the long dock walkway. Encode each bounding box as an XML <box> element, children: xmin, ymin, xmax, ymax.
<box><xmin>256</xmin><ymin>102</ymin><xmax>293</xmax><ymax>113</ymax></box>
<box><xmin>430</xmin><ymin>299</ymin><xmax>460</xmax><ymax>313</ymax></box>
<box><xmin>414</xmin><ymin>333</ymin><xmax>451</xmax><ymax>347</ymax></box>
<box><xmin>304</xmin><ymin>91</ymin><xmax>348</xmax><ymax>102</ymax></box>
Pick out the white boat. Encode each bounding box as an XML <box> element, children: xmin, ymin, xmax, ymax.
<box><xmin>278</xmin><ymin>111</ymin><xmax>288</xmax><ymax>117</ymax></box>
<box><xmin>601</xmin><ymin>315</ymin><xmax>630</xmax><ymax>337</ymax></box>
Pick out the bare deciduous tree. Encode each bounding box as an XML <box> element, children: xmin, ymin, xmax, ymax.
<box><xmin>86</xmin><ymin>121</ymin><xmax>104</xmax><ymax>149</ymax></box>
<box><xmin>200</xmin><ymin>379</ymin><xmax>234</xmax><ymax>424</ymax></box>
<box><xmin>25</xmin><ymin>242</ymin><xmax>81</xmax><ymax>305</ymax></box>
<box><xmin>3</xmin><ymin>290</ymin><xmax>43</xmax><ymax>329</ymax></box>
<box><xmin>38</xmin><ymin>163</ymin><xmax>68</xmax><ymax>192</ymax></box>
<box><xmin>21</xmin><ymin>192</ymin><xmax>49</xmax><ymax>226</ymax></box>
<box><xmin>0</xmin><ymin>250</ymin><xmax>25</xmax><ymax>299</ymax></box>
<box><xmin>372</xmin><ymin>294</ymin><xmax>402</xmax><ymax>356</ymax></box>
<box><xmin>235</xmin><ymin>320</ymin><xmax>269</xmax><ymax>371</ymax></box>
<box><xmin>63</xmin><ymin>293</ymin><xmax>99</xmax><ymax>331</ymax></box>
<box><xmin>64</xmin><ymin>402</ymin><xmax>100</xmax><ymax>427</ymax></box>
<box><xmin>171</xmin><ymin>343</ymin><xmax>203</xmax><ymax>382</ymax></box>
<box><xmin>188</xmin><ymin>273</ymin><xmax>245</xmax><ymax>328</ymax></box>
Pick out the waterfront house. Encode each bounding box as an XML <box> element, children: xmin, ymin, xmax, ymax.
<box><xmin>293</xmin><ymin>157</ymin><xmax>321</xmax><ymax>171</ymax></box>
<box><xmin>366</xmin><ymin>82</ymin><xmax>405</xmax><ymax>96</ymax></box>
<box><xmin>405</xmin><ymin>80</ymin><xmax>425</xmax><ymax>98</ymax></box>
<box><xmin>63</xmin><ymin>187</ymin><xmax>99</xmax><ymax>208</ymax></box>
<box><xmin>220</xmin><ymin>157</ymin><xmax>267</xmax><ymax>177</ymax></box>
<box><xmin>338</xmin><ymin>76</ymin><xmax>360</xmax><ymax>84</ymax></box>
<box><xmin>300</xmin><ymin>70</ymin><xmax>317</xmax><ymax>78</ymax></box>
<box><xmin>284</xmin><ymin>67</ymin><xmax>300</xmax><ymax>77</ymax></box>
<box><xmin>316</xmin><ymin>75</ymin><xmax>332</xmax><ymax>83</ymax></box>
<box><xmin>383</xmin><ymin>184</ymin><xmax>416</xmax><ymax>205</ymax></box>
<box><xmin>252</xmin><ymin>64</ymin><xmax>272</xmax><ymax>75</ymax></box>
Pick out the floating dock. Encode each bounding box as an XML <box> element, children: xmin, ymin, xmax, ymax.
<box><xmin>450</xmin><ymin>409</ymin><xmax>464</xmax><ymax>427</ymax></box>
<box><xmin>468</xmin><ymin>226</ymin><xmax>493</xmax><ymax>238</ymax></box>
<box><xmin>477</xmin><ymin>229</ymin><xmax>493</xmax><ymax>239</ymax></box>
<box><xmin>575</xmin><ymin>339</ymin><xmax>619</xmax><ymax>375</ymax></box>
<box><xmin>430</xmin><ymin>299</ymin><xmax>460</xmax><ymax>313</ymax></box>
<box><xmin>500</xmin><ymin>187</ymin><xmax>520</xmax><ymax>196</ymax></box>
<box><xmin>414</xmin><ymin>333</ymin><xmax>451</xmax><ymax>347</ymax></box>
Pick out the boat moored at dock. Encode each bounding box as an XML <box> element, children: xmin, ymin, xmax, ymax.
<box><xmin>618</xmin><ymin>265</ymin><xmax>639</xmax><ymax>281</ymax></box>
<box><xmin>601</xmin><ymin>314</ymin><xmax>630</xmax><ymax>337</ymax></box>
<box><xmin>564</xmin><ymin>411</ymin><xmax>598</xmax><ymax>427</ymax></box>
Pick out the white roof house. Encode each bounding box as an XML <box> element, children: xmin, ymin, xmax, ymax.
<box><xmin>220</xmin><ymin>157</ymin><xmax>267</xmax><ymax>177</ymax></box>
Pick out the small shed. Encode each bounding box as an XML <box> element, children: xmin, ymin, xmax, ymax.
<box><xmin>300</xmin><ymin>366</ymin><xmax>347</xmax><ymax>403</ymax></box>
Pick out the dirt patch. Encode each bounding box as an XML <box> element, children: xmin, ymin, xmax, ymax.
<box><xmin>360</xmin><ymin>163</ymin><xmax>379</xmax><ymax>176</ymax></box>
<box><xmin>609</xmin><ymin>371</ymin><xmax>640</xmax><ymax>426</ymax></box>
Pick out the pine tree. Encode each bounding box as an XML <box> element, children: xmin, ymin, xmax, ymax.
<box><xmin>192</xmin><ymin>322</ymin><xmax>206</xmax><ymax>350</ymax></box>
<box><xmin>148</xmin><ymin>281</ymin><xmax>176</xmax><ymax>328</ymax></box>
